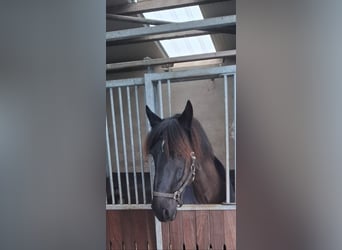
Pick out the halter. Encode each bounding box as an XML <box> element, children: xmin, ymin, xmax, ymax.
<box><xmin>153</xmin><ymin>152</ymin><xmax>197</xmax><ymax>207</ymax></box>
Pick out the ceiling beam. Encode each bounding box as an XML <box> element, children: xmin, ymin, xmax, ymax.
<box><xmin>106</xmin><ymin>50</ymin><xmax>236</xmax><ymax>71</ymax></box>
<box><xmin>107</xmin><ymin>30</ymin><xmax>210</xmax><ymax>46</ymax></box>
<box><xmin>106</xmin><ymin>28</ymin><xmax>235</xmax><ymax>46</ymax></box>
<box><xmin>106</xmin><ymin>14</ymin><xmax>170</xmax><ymax>25</ymax></box>
<box><xmin>106</xmin><ymin>15</ymin><xmax>236</xmax><ymax>42</ymax></box>
<box><xmin>107</xmin><ymin>0</ymin><xmax>230</xmax><ymax>15</ymax></box>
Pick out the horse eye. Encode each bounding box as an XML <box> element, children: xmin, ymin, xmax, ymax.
<box><xmin>176</xmin><ymin>167</ymin><xmax>183</xmax><ymax>179</ymax></box>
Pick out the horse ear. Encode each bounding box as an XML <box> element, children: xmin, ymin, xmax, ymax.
<box><xmin>146</xmin><ymin>105</ymin><xmax>162</xmax><ymax>128</ymax></box>
<box><xmin>178</xmin><ymin>100</ymin><xmax>193</xmax><ymax>131</ymax></box>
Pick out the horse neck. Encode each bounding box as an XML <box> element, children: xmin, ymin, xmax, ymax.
<box><xmin>192</xmin><ymin>156</ymin><xmax>225</xmax><ymax>203</ymax></box>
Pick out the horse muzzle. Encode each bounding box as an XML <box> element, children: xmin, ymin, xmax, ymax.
<box><xmin>152</xmin><ymin>197</ymin><xmax>178</xmax><ymax>222</ymax></box>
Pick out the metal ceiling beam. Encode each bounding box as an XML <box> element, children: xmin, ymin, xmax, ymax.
<box><xmin>107</xmin><ymin>28</ymin><xmax>235</xmax><ymax>46</ymax></box>
<box><xmin>107</xmin><ymin>30</ymin><xmax>211</xmax><ymax>46</ymax></box>
<box><xmin>106</xmin><ymin>50</ymin><xmax>236</xmax><ymax>71</ymax></box>
<box><xmin>107</xmin><ymin>0</ymin><xmax>230</xmax><ymax>15</ymax></box>
<box><xmin>106</xmin><ymin>14</ymin><xmax>170</xmax><ymax>25</ymax></box>
<box><xmin>106</xmin><ymin>15</ymin><xmax>236</xmax><ymax>42</ymax></box>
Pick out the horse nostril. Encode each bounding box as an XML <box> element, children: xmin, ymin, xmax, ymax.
<box><xmin>162</xmin><ymin>208</ymin><xmax>169</xmax><ymax>219</ymax></box>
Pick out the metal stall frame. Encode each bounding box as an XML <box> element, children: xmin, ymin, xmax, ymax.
<box><xmin>106</xmin><ymin>65</ymin><xmax>236</xmax><ymax>249</ymax></box>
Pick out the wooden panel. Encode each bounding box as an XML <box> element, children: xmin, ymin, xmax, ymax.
<box><xmin>107</xmin><ymin>209</ymin><xmax>235</xmax><ymax>250</ymax></box>
<box><xmin>162</xmin><ymin>222</ymin><xmax>170</xmax><ymax>250</ymax></box>
<box><xmin>107</xmin><ymin>210</ymin><xmax>123</xmax><ymax>250</ymax></box>
<box><xmin>209</xmin><ymin>210</ymin><xmax>225</xmax><ymax>250</ymax></box>
<box><xmin>107</xmin><ymin>210</ymin><xmax>156</xmax><ymax>250</ymax></box>
<box><xmin>145</xmin><ymin>211</ymin><xmax>157</xmax><ymax>250</ymax></box>
<box><xmin>121</xmin><ymin>210</ymin><xmax>134</xmax><ymax>250</ymax></box>
<box><xmin>169</xmin><ymin>212</ymin><xmax>184</xmax><ymax>250</ymax></box>
<box><xmin>224</xmin><ymin>210</ymin><xmax>236</xmax><ymax>250</ymax></box>
<box><xmin>195</xmin><ymin>210</ymin><xmax>210</xmax><ymax>249</ymax></box>
<box><xmin>182</xmin><ymin>211</ymin><xmax>196</xmax><ymax>250</ymax></box>
<box><xmin>132</xmin><ymin>210</ymin><xmax>148</xmax><ymax>249</ymax></box>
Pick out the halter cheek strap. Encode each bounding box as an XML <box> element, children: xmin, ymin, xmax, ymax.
<box><xmin>153</xmin><ymin>152</ymin><xmax>197</xmax><ymax>207</ymax></box>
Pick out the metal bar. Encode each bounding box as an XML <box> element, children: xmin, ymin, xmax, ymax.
<box><xmin>107</xmin><ymin>0</ymin><xmax>229</xmax><ymax>15</ymax></box>
<box><xmin>118</xmin><ymin>87</ymin><xmax>131</xmax><ymax>204</ymax></box>
<box><xmin>224</xmin><ymin>74</ymin><xmax>230</xmax><ymax>203</ymax></box>
<box><xmin>106</xmin><ymin>13</ymin><xmax>171</xmax><ymax>25</ymax></box>
<box><xmin>155</xmin><ymin>218</ymin><xmax>163</xmax><ymax>250</ymax></box>
<box><xmin>106</xmin><ymin>50</ymin><xmax>236</xmax><ymax>71</ymax></box>
<box><xmin>147</xmin><ymin>65</ymin><xmax>236</xmax><ymax>81</ymax></box>
<box><xmin>144</xmin><ymin>74</ymin><xmax>155</xmax><ymax>200</ymax></box>
<box><xmin>233</xmin><ymin>73</ymin><xmax>237</xmax><ymax>200</ymax></box>
<box><xmin>135</xmin><ymin>86</ymin><xmax>146</xmax><ymax>204</ymax></box>
<box><xmin>157</xmin><ymin>80</ymin><xmax>164</xmax><ymax>118</ymax></box>
<box><xmin>106</xmin><ymin>77</ymin><xmax>144</xmax><ymax>88</ymax></box>
<box><xmin>107</xmin><ymin>30</ymin><xmax>213</xmax><ymax>46</ymax></box>
<box><xmin>105</xmin><ymin>116</ymin><xmax>115</xmax><ymax>204</ymax></box>
<box><xmin>110</xmin><ymin>89</ymin><xmax>123</xmax><ymax>204</ymax></box>
<box><xmin>167</xmin><ymin>79</ymin><xmax>172</xmax><ymax>116</ymax></box>
<box><xmin>106</xmin><ymin>204</ymin><xmax>236</xmax><ymax>210</ymax></box>
<box><xmin>127</xmin><ymin>87</ymin><xmax>139</xmax><ymax>204</ymax></box>
<box><xmin>106</xmin><ymin>15</ymin><xmax>236</xmax><ymax>42</ymax></box>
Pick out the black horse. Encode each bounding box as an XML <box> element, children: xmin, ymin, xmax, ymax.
<box><xmin>145</xmin><ymin>100</ymin><xmax>234</xmax><ymax>222</ymax></box>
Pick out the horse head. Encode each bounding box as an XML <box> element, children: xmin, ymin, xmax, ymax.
<box><xmin>145</xmin><ymin>101</ymin><xmax>196</xmax><ymax>222</ymax></box>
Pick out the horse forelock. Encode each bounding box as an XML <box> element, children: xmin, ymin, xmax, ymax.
<box><xmin>145</xmin><ymin>116</ymin><xmax>214</xmax><ymax>164</ymax></box>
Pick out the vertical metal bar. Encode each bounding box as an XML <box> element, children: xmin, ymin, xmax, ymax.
<box><xmin>154</xmin><ymin>79</ymin><xmax>164</xmax><ymax>250</ymax></box>
<box><xmin>105</xmin><ymin>116</ymin><xmax>115</xmax><ymax>204</ymax></box>
<box><xmin>154</xmin><ymin>218</ymin><xmax>163</xmax><ymax>250</ymax></box>
<box><xmin>135</xmin><ymin>85</ymin><xmax>146</xmax><ymax>204</ymax></box>
<box><xmin>144</xmin><ymin>74</ymin><xmax>156</xmax><ymax>200</ymax></box>
<box><xmin>224</xmin><ymin>74</ymin><xmax>231</xmax><ymax>203</ymax></box>
<box><xmin>157</xmin><ymin>80</ymin><xmax>164</xmax><ymax>118</ymax></box>
<box><xmin>110</xmin><ymin>89</ymin><xmax>123</xmax><ymax>204</ymax></box>
<box><xmin>118</xmin><ymin>87</ymin><xmax>131</xmax><ymax>204</ymax></box>
<box><xmin>127</xmin><ymin>86</ymin><xmax>139</xmax><ymax>204</ymax></box>
<box><xmin>167</xmin><ymin>79</ymin><xmax>172</xmax><ymax>116</ymax></box>
<box><xmin>233</xmin><ymin>73</ymin><xmax>237</xmax><ymax>201</ymax></box>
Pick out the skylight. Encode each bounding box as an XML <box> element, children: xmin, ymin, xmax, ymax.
<box><xmin>143</xmin><ymin>6</ymin><xmax>216</xmax><ymax>58</ymax></box>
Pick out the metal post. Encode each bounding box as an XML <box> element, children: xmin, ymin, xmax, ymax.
<box><xmin>118</xmin><ymin>87</ymin><xmax>131</xmax><ymax>204</ymax></box>
<box><xmin>135</xmin><ymin>86</ymin><xmax>146</xmax><ymax>204</ymax></box>
<box><xmin>223</xmin><ymin>74</ymin><xmax>231</xmax><ymax>204</ymax></box>
<box><xmin>233</xmin><ymin>73</ymin><xmax>237</xmax><ymax>201</ymax></box>
<box><xmin>127</xmin><ymin>86</ymin><xmax>139</xmax><ymax>204</ymax></box>
<box><xmin>144</xmin><ymin>74</ymin><xmax>156</xmax><ymax>200</ymax></box>
<box><xmin>157</xmin><ymin>80</ymin><xmax>164</xmax><ymax>118</ymax></box>
<box><xmin>105</xmin><ymin>116</ymin><xmax>115</xmax><ymax>204</ymax></box>
<box><xmin>109</xmin><ymin>89</ymin><xmax>123</xmax><ymax>204</ymax></box>
<box><xmin>145</xmin><ymin>73</ymin><xmax>163</xmax><ymax>249</ymax></box>
<box><xmin>167</xmin><ymin>79</ymin><xmax>172</xmax><ymax>116</ymax></box>
<box><xmin>154</xmin><ymin>218</ymin><xmax>163</xmax><ymax>250</ymax></box>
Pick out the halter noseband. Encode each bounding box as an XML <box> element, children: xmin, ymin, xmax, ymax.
<box><xmin>153</xmin><ymin>152</ymin><xmax>197</xmax><ymax>207</ymax></box>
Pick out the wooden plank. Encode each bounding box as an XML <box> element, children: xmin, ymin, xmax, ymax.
<box><xmin>145</xmin><ymin>211</ymin><xmax>157</xmax><ymax>249</ymax></box>
<box><xmin>106</xmin><ymin>210</ymin><xmax>123</xmax><ymax>250</ymax></box>
<box><xmin>169</xmin><ymin>212</ymin><xmax>184</xmax><ymax>250</ymax></box>
<box><xmin>106</xmin><ymin>211</ymin><xmax>111</xmax><ymax>250</ymax></box>
<box><xmin>162</xmin><ymin>222</ymin><xmax>170</xmax><ymax>250</ymax></box>
<box><xmin>182</xmin><ymin>211</ymin><xmax>197</xmax><ymax>250</ymax></box>
<box><xmin>209</xmin><ymin>210</ymin><xmax>225</xmax><ymax>250</ymax></box>
<box><xmin>107</xmin><ymin>0</ymin><xmax>229</xmax><ymax>15</ymax></box>
<box><xmin>121</xmin><ymin>210</ymin><xmax>134</xmax><ymax>250</ymax></box>
<box><xmin>195</xmin><ymin>210</ymin><xmax>210</xmax><ymax>249</ymax></box>
<box><xmin>132</xmin><ymin>210</ymin><xmax>149</xmax><ymax>249</ymax></box>
<box><xmin>224</xmin><ymin>210</ymin><xmax>236</xmax><ymax>250</ymax></box>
